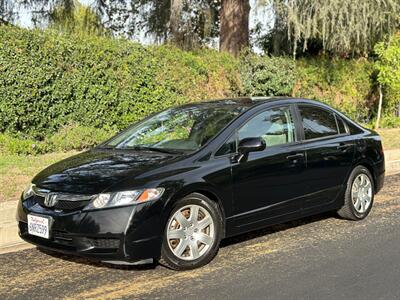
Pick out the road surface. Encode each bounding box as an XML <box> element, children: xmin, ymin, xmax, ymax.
<box><xmin>1</xmin><ymin>173</ymin><xmax>400</xmax><ymax>300</ymax></box>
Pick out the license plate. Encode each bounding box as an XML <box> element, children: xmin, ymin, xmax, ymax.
<box><xmin>27</xmin><ymin>214</ymin><xmax>51</xmax><ymax>239</ymax></box>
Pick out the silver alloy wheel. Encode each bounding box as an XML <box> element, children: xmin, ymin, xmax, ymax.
<box><xmin>166</xmin><ymin>204</ymin><xmax>215</xmax><ymax>261</ymax></box>
<box><xmin>351</xmin><ymin>174</ymin><xmax>373</xmax><ymax>214</ymax></box>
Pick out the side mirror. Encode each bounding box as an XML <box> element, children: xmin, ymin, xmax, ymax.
<box><xmin>238</xmin><ymin>137</ymin><xmax>266</xmax><ymax>156</ymax></box>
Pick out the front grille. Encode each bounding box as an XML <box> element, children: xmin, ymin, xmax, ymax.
<box><xmin>54</xmin><ymin>199</ymin><xmax>90</xmax><ymax>210</ymax></box>
<box><xmin>33</xmin><ymin>194</ymin><xmax>90</xmax><ymax>211</ymax></box>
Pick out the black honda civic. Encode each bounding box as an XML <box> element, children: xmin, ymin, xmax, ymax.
<box><xmin>17</xmin><ymin>97</ymin><xmax>385</xmax><ymax>270</ymax></box>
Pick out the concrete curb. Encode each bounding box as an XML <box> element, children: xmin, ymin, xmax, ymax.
<box><xmin>0</xmin><ymin>201</ymin><xmax>32</xmax><ymax>254</ymax></box>
<box><xmin>387</xmin><ymin>160</ymin><xmax>400</xmax><ymax>174</ymax></box>
<box><xmin>1</xmin><ymin>153</ymin><xmax>400</xmax><ymax>254</ymax></box>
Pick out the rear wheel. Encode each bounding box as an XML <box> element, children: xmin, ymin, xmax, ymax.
<box><xmin>338</xmin><ymin>166</ymin><xmax>374</xmax><ymax>220</ymax></box>
<box><xmin>159</xmin><ymin>193</ymin><xmax>223</xmax><ymax>270</ymax></box>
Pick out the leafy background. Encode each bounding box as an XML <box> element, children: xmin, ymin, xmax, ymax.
<box><xmin>0</xmin><ymin>25</ymin><xmax>398</xmax><ymax>155</ymax></box>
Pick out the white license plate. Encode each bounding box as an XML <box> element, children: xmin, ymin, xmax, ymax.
<box><xmin>27</xmin><ymin>214</ymin><xmax>51</xmax><ymax>239</ymax></box>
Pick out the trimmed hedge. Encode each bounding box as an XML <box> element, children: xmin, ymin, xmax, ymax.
<box><xmin>0</xmin><ymin>25</ymin><xmax>240</xmax><ymax>140</ymax></box>
<box><xmin>293</xmin><ymin>57</ymin><xmax>376</xmax><ymax>123</ymax></box>
<box><xmin>1</xmin><ymin>25</ymin><xmax>396</xmax><ymax>155</ymax></box>
<box><xmin>240</xmin><ymin>54</ymin><xmax>297</xmax><ymax>97</ymax></box>
<box><xmin>375</xmin><ymin>33</ymin><xmax>400</xmax><ymax>119</ymax></box>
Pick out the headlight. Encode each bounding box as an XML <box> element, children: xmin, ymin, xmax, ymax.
<box><xmin>85</xmin><ymin>188</ymin><xmax>165</xmax><ymax>210</ymax></box>
<box><xmin>22</xmin><ymin>183</ymin><xmax>35</xmax><ymax>200</ymax></box>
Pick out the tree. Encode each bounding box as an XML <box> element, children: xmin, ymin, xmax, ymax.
<box><xmin>273</xmin><ymin>0</ymin><xmax>400</xmax><ymax>57</ymax></box>
<box><xmin>2</xmin><ymin>0</ymin><xmax>253</xmax><ymax>54</ymax></box>
<box><xmin>49</xmin><ymin>2</ymin><xmax>108</xmax><ymax>36</ymax></box>
<box><xmin>220</xmin><ymin>0</ymin><xmax>250</xmax><ymax>56</ymax></box>
<box><xmin>0</xmin><ymin>0</ymin><xmax>15</xmax><ymax>24</ymax></box>
<box><xmin>134</xmin><ymin>0</ymin><xmax>220</xmax><ymax>49</ymax></box>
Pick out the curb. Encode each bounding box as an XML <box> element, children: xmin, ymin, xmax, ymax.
<box><xmin>0</xmin><ymin>201</ymin><xmax>32</xmax><ymax>254</ymax></box>
<box><xmin>1</xmin><ymin>156</ymin><xmax>400</xmax><ymax>254</ymax></box>
<box><xmin>387</xmin><ymin>160</ymin><xmax>400</xmax><ymax>174</ymax></box>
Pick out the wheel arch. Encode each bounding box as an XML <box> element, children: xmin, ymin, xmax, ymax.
<box><xmin>352</xmin><ymin>159</ymin><xmax>377</xmax><ymax>192</ymax></box>
<box><xmin>163</xmin><ymin>183</ymin><xmax>227</xmax><ymax>237</ymax></box>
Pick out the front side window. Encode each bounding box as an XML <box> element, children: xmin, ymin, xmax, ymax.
<box><xmin>299</xmin><ymin>106</ymin><xmax>338</xmax><ymax>140</ymax></box>
<box><xmin>215</xmin><ymin>136</ymin><xmax>236</xmax><ymax>156</ymax></box>
<box><xmin>238</xmin><ymin>106</ymin><xmax>296</xmax><ymax>147</ymax></box>
<box><xmin>103</xmin><ymin>103</ymin><xmax>248</xmax><ymax>152</ymax></box>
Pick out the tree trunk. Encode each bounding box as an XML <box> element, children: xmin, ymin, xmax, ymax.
<box><xmin>219</xmin><ymin>0</ymin><xmax>250</xmax><ymax>56</ymax></box>
<box><xmin>375</xmin><ymin>84</ymin><xmax>383</xmax><ymax>130</ymax></box>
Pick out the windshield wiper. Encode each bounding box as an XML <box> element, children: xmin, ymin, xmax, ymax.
<box><xmin>129</xmin><ymin>146</ymin><xmax>182</xmax><ymax>154</ymax></box>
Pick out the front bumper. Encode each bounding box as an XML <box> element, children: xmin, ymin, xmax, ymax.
<box><xmin>16</xmin><ymin>196</ymin><xmax>164</xmax><ymax>263</ymax></box>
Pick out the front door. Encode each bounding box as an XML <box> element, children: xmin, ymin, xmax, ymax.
<box><xmin>231</xmin><ymin>105</ymin><xmax>307</xmax><ymax>231</ymax></box>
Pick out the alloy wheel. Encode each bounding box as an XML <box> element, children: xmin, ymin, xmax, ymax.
<box><xmin>351</xmin><ymin>173</ymin><xmax>373</xmax><ymax>214</ymax></box>
<box><xmin>166</xmin><ymin>204</ymin><xmax>215</xmax><ymax>261</ymax></box>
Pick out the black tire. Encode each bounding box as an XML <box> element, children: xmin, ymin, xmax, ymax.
<box><xmin>159</xmin><ymin>193</ymin><xmax>223</xmax><ymax>271</ymax></box>
<box><xmin>337</xmin><ymin>165</ymin><xmax>374</xmax><ymax>220</ymax></box>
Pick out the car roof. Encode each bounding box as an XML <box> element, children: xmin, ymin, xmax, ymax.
<box><xmin>198</xmin><ymin>96</ymin><xmax>324</xmax><ymax>108</ymax></box>
<box><xmin>176</xmin><ymin>97</ymin><xmax>337</xmax><ymax>116</ymax></box>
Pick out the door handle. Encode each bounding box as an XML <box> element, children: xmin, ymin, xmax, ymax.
<box><xmin>286</xmin><ymin>153</ymin><xmax>304</xmax><ymax>160</ymax></box>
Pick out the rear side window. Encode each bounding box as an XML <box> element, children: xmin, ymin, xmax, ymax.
<box><xmin>298</xmin><ymin>106</ymin><xmax>338</xmax><ymax>140</ymax></box>
<box><xmin>335</xmin><ymin>115</ymin><xmax>347</xmax><ymax>134</ymax></box>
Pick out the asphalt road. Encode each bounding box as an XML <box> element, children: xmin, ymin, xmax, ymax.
<box><xmin>1</xmin><ymin>173</ymin><xmax>400</xmax><ymax>300</ymax></box>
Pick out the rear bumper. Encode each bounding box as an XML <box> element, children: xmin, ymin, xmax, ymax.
<box><xmin>16</xmin><ymin>197</ymin><xmax>164</xmax><ymax>263</ymax></box>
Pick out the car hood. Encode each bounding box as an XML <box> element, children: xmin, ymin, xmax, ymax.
<box><xmin>32</xmin><ymin>149</ymin><xmax>181</xmax><ymax>194</ymax></box>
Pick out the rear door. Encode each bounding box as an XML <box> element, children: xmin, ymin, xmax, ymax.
<box><xmin>296</xmin><ymin>104</ymin><xmax>355</xmax><ymax>210</ymax></box>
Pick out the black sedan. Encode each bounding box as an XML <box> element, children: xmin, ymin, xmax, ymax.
<box><xmin>17</xmin><ymin>97</ymin><xmax>385</xmax><ymax>270</ymax></box>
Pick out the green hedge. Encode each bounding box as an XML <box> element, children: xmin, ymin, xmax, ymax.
<box><xmin>0</xmin><ymin>124</ymin><xmax>116</xmax><ymax>155</ymax></box>
<box><xmin>375</xmin><ymin>32</ymin><xmax>400</xmax><ymax>121</ymax></box>
<box><xmin>293</xmin><ymin>57</ymin><xmax>376</xmax><ymax>123</ymax></box>
<box><xmin>240</xmin><ymin>54</ymin><xmax>297</xmax><ymax>97</ymax></box>
<box><xmin>0</xmin><ymin>26</ymin><xmax>240</xmax><ymax>140</ymax></box>
<box><xmin>1</xmin><ymin>25</ymin><xmax>396</xmax><ymax>155</ymax></box>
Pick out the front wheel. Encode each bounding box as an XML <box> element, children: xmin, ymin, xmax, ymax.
<box><xmin>338</xmin><ymin>165</ymin><xmax>374</xmax><ymax>220</ymax></box>
<box><xmin>159</xmin><ymin>193</ymin><xmax>223</xmax><ymax>270</ymax></box>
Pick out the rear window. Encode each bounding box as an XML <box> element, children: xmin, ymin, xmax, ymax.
<box><xmin>298</xmin><ymin>105</ymin><xmax>339</xmax><ymax>140</ymax></box>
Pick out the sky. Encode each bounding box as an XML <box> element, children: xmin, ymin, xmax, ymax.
<box><xmin>15</xmin><ymin>0</ymin><xmax>273</xmax><ymax>52</ymax></box>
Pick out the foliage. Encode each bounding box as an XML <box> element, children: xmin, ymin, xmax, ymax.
<box><xmin>375</xmin><ymin>33</ymin><xmax>400</xmax><ymax>113</ymax></box>
<box><xmin>1</xmin><ymin>25</ymin><xmax>399</xmax><ymax>156</ymax></box>
<box><xmin>0</xmin><ymin>134</ymin><xmax>49</xmax><ymax>155</ymax></box>
<box><xmin>273</xmin><ymin>0</ymin><xmax>400</xmax><ymax>57</ymax></box>
<box><xmin>48</xmin><ymin>123</ymin><xmax>116</xmax><ymax>151</ymax></box>
<box><xmin>0</xmin><ymin>25</ymin><xmax>241</xmax><ymax>141</ymax></box>
<box><xmin>0</xmin><ymin>124</ymin><xmax>115</xmax><ymax>155</ymax></box>
<box><xmin>293</xmin><ymin>57</ymin><xmax>376</xmax><ymax>122</ymax></box>
<box><xmin>11</xmin><ymin>0</ymin><xmax>221</xmax><ymax>47</ymax></box>
<box><xmin>133</xmin><ymin>0</ymin><xmax>220</xmax><ymax>48</ymax></box>
<box><xmin>379</xmin><ymin>116</ymin><xmax>400</xmax><ymax>129</ymax></box>
<box><xmin>240</xmin><ymin>53</ymin><xmax>297</xmax><ymax>96</ymax></box>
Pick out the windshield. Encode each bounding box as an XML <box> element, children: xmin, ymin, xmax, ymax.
<box><xmin>102</xmin><ymin>102</ymin><xmax>248</xmax><ymax>152</ymax></box>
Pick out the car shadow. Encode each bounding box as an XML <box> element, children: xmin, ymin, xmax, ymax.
<box><xmin>37</xmin><ymin>248</ymin><xmax>158</xmax><ymax>271</ymax></box>
<box><xmin>38</xmin><ymin>211</ymin><xmax>339</xmax><ymax>270</ymax></box>
<box><xmin>220</xmin><ymin>211</ymin><xmax>338</xmax><ymax>247</ymax></box>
